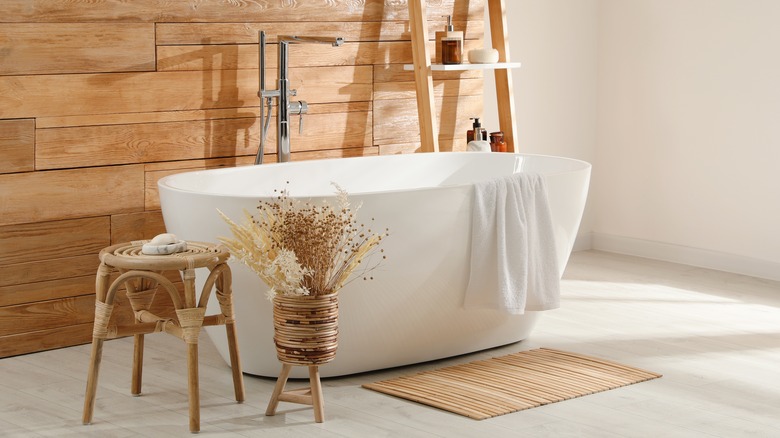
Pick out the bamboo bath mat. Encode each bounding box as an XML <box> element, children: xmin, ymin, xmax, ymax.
<box><xmin>363</xmin><ymin>348</ymin><xmax>661</xmax><ymax>420</ymax></box>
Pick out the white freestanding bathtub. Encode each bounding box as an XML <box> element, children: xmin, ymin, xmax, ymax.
<box><xmin>158</xmin><ymin>152</ymin><xmax>590</xmax><ymax>377</ymax></box>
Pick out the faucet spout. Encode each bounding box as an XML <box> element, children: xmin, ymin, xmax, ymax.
<box><xmin>278</xmin><ymin>35</ymin><xmax>345</xmax><ymax>47</ymax></box>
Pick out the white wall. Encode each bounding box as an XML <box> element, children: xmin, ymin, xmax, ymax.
<box><xmin>485</xmin><ymin>0</ymin><xmax>600</xmax><ymax>244</ymax></box>
<box><xmin>596</xmin><ymin>0</ymin><xmax>780</xmax><ymax>279</ymax></box>
<box><xmin>490</xmin><ymin>0</ymin><xmax>780</xmax><ymax>280</ymax></box>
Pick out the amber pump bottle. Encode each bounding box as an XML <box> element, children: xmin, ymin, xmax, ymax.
<box><xmin>435</xmin><ymin>15</ymin><xmax>463</xmax><ymax>64</ymax></box>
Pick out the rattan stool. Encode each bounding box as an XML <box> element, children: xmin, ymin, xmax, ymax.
<box><xmin>82</xmin><ymin>241</ymin><xmax>245</xmax><ymax>433</ymax></box>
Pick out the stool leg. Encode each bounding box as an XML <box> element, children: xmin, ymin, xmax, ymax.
<box><xmin>84</xmin><ymin>265</ymin><xmax>113</xmax><ymax>426</ymax></box>
<box><xmin>265</xmin><ymin>363</ymin><xmax>293</xmax><ymax>416</ymax></box>
<box><xmin>308</xmin><ymin>365</ymin><xmax>325</xmax><ymax>423</ymax></box>
<box><xmin>82</xmin><ymin>338</ymin><xmax>105</xmax><ymax>425</ymax></box>
<box><xmin>187</xmin><ymin>342</ymin><xmax>200</xmax><ymax>433</ymax></box>
<box><xmin>225</xmin><ymin>322</ymin><xmax>245</xmax><ymax>403</ymax></box>
<box><xmin>131</xmin><ymin>333</ymin><xmax>144</xmax><ymax>396</ymax></box>
<box><xmin>215</xmin><ymin>266</ymin><xmax>245</xmax><ymax>403</ymax></box>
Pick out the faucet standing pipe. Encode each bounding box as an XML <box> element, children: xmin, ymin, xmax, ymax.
<box><xmin>277</xmin><ymin>41</ymin><xmax>293</xmax><ymax>163</ymax></box>
<box><xmin>255</xmin><ymin>31</ymin><xmax>267</xmax><ymax>165</ymax></box>
<box><xmin>256</xmin><ymin>33</ymin><xmax>344</xmax><ymax>164</ymax></box>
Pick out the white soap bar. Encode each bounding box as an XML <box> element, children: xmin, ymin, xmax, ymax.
<box><xmin>468</xmin><ymin>48</ymin><xmax>499</xmax><ymax>64</ymax></box>
<box><xmin>142</xmin><ymin>233</ymin><xmax>187</xmax><ymax>255</ymax></box>
<box><xmin>149</xmin><ymin>233</ymin><xmax>178</xmax><ymax>245</ymax></box>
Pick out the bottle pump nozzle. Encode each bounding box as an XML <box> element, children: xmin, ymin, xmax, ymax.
<box><xmin>470</xmin><ymin>117</ymin><xmax>483</xmax><ymax>140</ymax></box>
<box><xmin>444</xmin><ymin>15</ymin><xmax>454</xmax><ymax>32</ymax></box>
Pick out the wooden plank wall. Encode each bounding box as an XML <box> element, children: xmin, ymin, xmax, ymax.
<box><xmin>0</xmin><ymin>0</ymin><xmax>485</xmax><ymax>357</ymax></box>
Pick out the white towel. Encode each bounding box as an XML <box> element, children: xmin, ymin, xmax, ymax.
<box><xmin>464</xmin><ymin>173</ymin><xmax>560</xmax><ymax>314</ymax></box>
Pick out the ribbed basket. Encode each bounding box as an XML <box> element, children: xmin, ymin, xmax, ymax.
<box><xmin>272</xmin><ymin>293</ymin><xmax>339</xmax><ymax>366</ymax></box>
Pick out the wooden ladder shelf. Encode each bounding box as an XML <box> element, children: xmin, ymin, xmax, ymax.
<box><xmin>407</xmin><ymin>0</ymin><xmax>518</xmax><ymax>152</ymax></box>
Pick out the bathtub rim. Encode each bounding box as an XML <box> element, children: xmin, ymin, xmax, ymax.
<box><xmin>157</xmin><ymin>152</ymin><xmax>592</xmax><ymax>199</ymax></box>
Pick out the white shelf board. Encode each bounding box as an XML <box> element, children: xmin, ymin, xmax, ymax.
<box><xmin>403</xmin><ymin>62</ymin><xmax>522</xmax><ymax>71</ymax></box>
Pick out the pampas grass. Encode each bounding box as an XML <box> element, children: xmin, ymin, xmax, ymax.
<box><xmin>219</xmin><ymin>184</ymin><xmax>387</xmax><ymax>299</ymax></box>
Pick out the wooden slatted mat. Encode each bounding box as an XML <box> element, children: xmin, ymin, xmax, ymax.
<box><xmin>362</xmin><ymin>348</ymin><xmax>662</xmax><ymax>420</ymax></box>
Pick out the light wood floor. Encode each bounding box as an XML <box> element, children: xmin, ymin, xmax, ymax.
<box><xmin>2</xmin><ymin>251</ymin><xmax>779</xmax><ymax>437</ymax></box>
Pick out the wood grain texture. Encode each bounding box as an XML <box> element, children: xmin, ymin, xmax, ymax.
<box><xmin>488</xmin><ymin>0</ymin><xmax>517</xmax><ymax>152</ymax></box>
<box><xmin>0</xmin><ymin>322</ymin><xmax>93</xmax><ymax>358</ymax></box>
<box><xmin>0</xmin><ymin>24</ymin><xmax>155</xmax><ymax>75</ymax></box>
<box><xmin>36</xmin><ymin>102</ymin><xmax>371</xmax><ymax>129</ymax></box>
<box><xmin>156</xmin><ymin>20</ymin><xmax>482</xmax><ymax>45</ymax></box>
<box><xmin>0</xmin><ymin>119</ymin><xmax>34</xmax><ymax>174</ymax></box>
<box><xmin>0</xmin><ymin>275</ymin><xmax>94</xmax><ymax>307</ymax></box>
<box><xmin>110</xmin><ymin>211</ymin><xmax>168</xmax><ymax>244</ymax></box>
<box><xmin>0</xmin><ymin>166</ymin><xmax>144</xmax><ymax>226</ymax></box>
<box><xmin>37</xmin><ymin>110</ymin><xmax>371</xmax><ymax>169</ymax></box>
<box><xmin>157</xmin><ymin>40</ymin><xmax>482</xmax><ymax>71</ymax></box>
<box><xmin>0</xmin><ymin>296</ymin><xmax>95</xmax><ymax>337</ymax></box>
<box><xmin>0</xmin><ymin>255</ymin><xmax>97</xmax><ymax>288</ymax></box>
<box><xmin>374</xmin><ymin>64</ymin><xmax>484</xmax><ymax>82</ymax></box>
<box><xmin>0</xmin><ymin>217</ymin><xmax>110</xmax><ymax>266</ymax></box>
<box><xmin>0</xmin><ymin>0</ymin><xmax>487</xmax><ymax>357</ymax></box>
<box><xmin>374</xmin><ymin>78</ymin><xmax>484</xmax><ymax>100</ymax></box>
<box><xmin>0</xmin><ymin>67</ymin><xmax>372</xmax><ymax>119</ymax></box>
<box><xmin>407</xmin><ymin>0</ymin><xmax>438</xmax><ymax>152</ymax></box>
<box><xmin>373</xmin><ymin>95</ymin><xmax>482</xmax><ymax>146</ymax></box>
<box><xmin>0</xmin><ymin>1</ymin><xmax>478</xmax><ymax>23</ymax></box>
<box><xmin>379</xmin><ymin>143</ymin><xmax>421</xmax><ymax>155</ymax></box>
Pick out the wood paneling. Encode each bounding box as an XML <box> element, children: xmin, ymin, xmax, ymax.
<box><xmin>0</xmin><ymin>0</ymin><xmax>485</xmax><ymax>358</ymax></box>
<box><xmin>37</xmin><ymin>117</ymin><xmax>259</xmax><ymax>169</ymax></box>
<box><xmin>156</xmin><ymin>20</ymin><xmax>483</xmax><ymax>45</ymax></box>
<box><xmin>0</xmin><ymin>1</ymin><xmax>479</xmax><ymax>23</ymax></box>
<box><xmin>0</xmin><ymin>24</ymin><xmax>155</xmax><ymax>76</ymax></box>
<box><xmin>0</xmin><ymin>119</ymin><xmax>34</xmax><ymax>174</ymax></box>
<box><xmin>37</xmin><ymin>110</ymin><xmax>371</xmax><ymax>170</ymax></box>
<box><xmin>373</xmin><ymin>95</ymin><xmax>482</xmax><ymax>147</ymax></box>
<box><xmin>0</xmin><ymin>217</ymin><xmax>109</xmax><ymax>266</ymax></box>
<box><xmin>111</xmin><ymin>211</ymin><xmax>168</xmax><ymax>244</ymax></box>
<box><xmin>36</xmin><ymin>102</ymin><xmax>371</xmax><ymax>129</ymax></box>
<box><xmin>0</xmin><ymin>275</ymin><xmax>94</xmax><ymax>308</ymax></box>
<box><xmin>0</xmin><ymin>322</ymin><xmax>93</xmax><ymax>358</ymax></box>
<box><xmin>157</xmin><ymin>40</ymin><xmax>482</xmax><ymax>71</ymax></box>
<box><xmin>0</xmin><ymin>166</ymin><xmax>144</xmax><ymax>226</ymax></box>
<box><xmin>0</xmin><ymin>296</ymin><xmax>95</xmax><ymax>337</ymax></box>
<box><xmin>379</xmin><ymin>143</ymin><xmax>421</xmax><ymax>155</ymax></box>
<box><xmin>0</xmin><ymin>255</ymin><xmax>97</xmax><ymax>288</ymax></box>
<box><xmin>374</xmin><ymin>64</ymin><xmax>484</xmax><ymax>82</ymax></box>
<box><xmin>0</xmin><ymin>67</ymin><xmax>371</xmax><ymax>119</ymax></box>
<box><xmin>374</xmin><ymin>78</ymin><xmax>484</xmax><ymax>100</ymax></box>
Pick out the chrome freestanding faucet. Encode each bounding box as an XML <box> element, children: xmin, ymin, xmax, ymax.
<box><xmin>255</xmin><ymin>32</ymin><xmax>345</xmax><ymax>164</ymax></box>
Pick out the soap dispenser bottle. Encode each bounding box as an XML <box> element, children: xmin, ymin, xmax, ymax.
<box><xmin>467</xmin><ymin>118</ymin><xmax>491</xmax><ymax>152</ymax></box>
<box><xmin>436</xmin><ymin>15</ymin><xmax>463</xmax><ymax>64</ymax></box>
<box><xmin>467</xmin><ymin>117</ymin><xmax>488</xmax><ymax>143</ymax></box>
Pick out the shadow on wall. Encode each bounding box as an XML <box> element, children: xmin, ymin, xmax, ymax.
<box><xmin>87</xmin><ymin>37</ymin><xmax>255</xmax><ymax>169</ymax></box>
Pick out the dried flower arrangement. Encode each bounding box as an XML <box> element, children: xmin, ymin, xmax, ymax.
<box><xmin>218</xmin><ymin>184</ymin><xmax>387</xmax><ymax>301</ymax></box>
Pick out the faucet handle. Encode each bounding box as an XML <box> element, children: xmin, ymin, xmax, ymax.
<box><xmin>298</xmin><ymin>101</ymin><xmax>308</xmax><ymax>134</ymax></box>
<box><xmin>289</xmin><ymin>88</ymin><xmax>297</xmax><ymax>97</ymax></box>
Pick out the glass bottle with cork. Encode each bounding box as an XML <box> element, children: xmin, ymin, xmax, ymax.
<box><xmin>489</xmin><ymin>131</ymin><xmax>507</xmax><ymax>152</ymax></box>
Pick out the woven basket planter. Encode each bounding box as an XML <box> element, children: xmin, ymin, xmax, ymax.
<box><xmin>272</xmin><ymin>293</ymin><xmax>339</xmax><ymax>366</ymax></box>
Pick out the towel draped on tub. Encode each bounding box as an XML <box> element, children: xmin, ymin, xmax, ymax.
<box><xmin>464</xmin><ymin>172</ymin><xmax>560</xmax><ymax>314</ymax></box>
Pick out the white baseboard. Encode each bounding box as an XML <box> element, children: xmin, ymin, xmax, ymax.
<box><xmin>572</xmin><ymin>232</ymin><xmax>593</xmax><ymax>252</ymax></box>
<box><xmin>586</xmin><ymin>232</ymin><xmax>780</xmax><ymax>282</ymax></box>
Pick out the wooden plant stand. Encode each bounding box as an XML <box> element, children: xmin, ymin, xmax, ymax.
<box><xmin>265</xmin><ymin>293</ymin><xmax>338</xmax><ymax>423</ymax></box>
<box><xmin>265</xmin><ymin>364</ymin><xmax>327</xmax><ymax>423</ymax></box>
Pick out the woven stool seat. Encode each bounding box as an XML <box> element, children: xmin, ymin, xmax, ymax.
<box><xmin>82</xmin><ymin>240</ymin><xmax>245</xmax><ymax>433</ymax></box>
